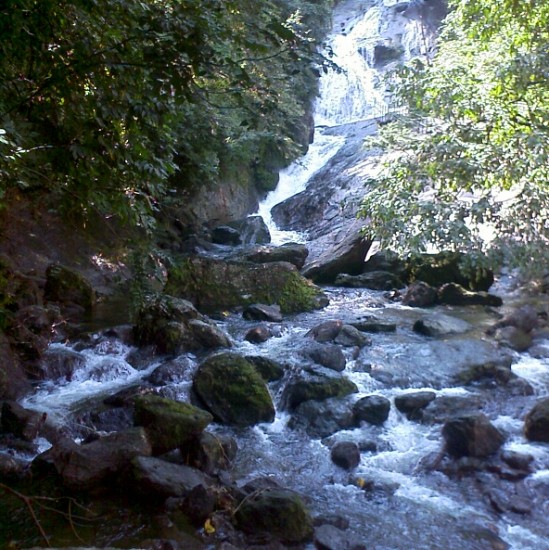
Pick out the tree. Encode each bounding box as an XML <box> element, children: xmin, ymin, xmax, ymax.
<box><xmin>0</xmin><ymin>0</ymin><xmax>333</xmax><ymax>230</ymax></box>
<box><xmin>359</xmin><ymin>0</ymin><xmax>549</xmax><ymax>273</ymax></box>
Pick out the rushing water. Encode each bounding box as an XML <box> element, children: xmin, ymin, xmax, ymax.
<box><xmin>10</xmin><ymin>1</ymin><xmax>549</xmax><ymax>549</ymax></box>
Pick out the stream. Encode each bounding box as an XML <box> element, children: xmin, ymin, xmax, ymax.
<box><xmin>9</xmin><ymin>1</ymin><xmax>549</xmax><ymax>549</ymax></box>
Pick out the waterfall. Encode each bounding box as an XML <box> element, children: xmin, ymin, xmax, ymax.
<box><xmin>258</xmin><ymin>0</ymin><xmax>438</xmax><ymax>243</ymax></box>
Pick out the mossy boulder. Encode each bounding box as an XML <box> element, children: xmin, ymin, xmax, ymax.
<box><xmin>234</xmin><ymin>488</ymin><xmax>314</xmax><ymax>543</ymax></box>
<box><xmin>134</xmin><ymin>395</ymin><xmax>213</xmax><ymax>455</ymax></box>
<box><xmin>166</xmin><ymin>256</ymin><xmax>327</xmax><ymax>314</ymax></box>
<box><xmin>193</xmin><ymin>353</ymin><xmax>275</xmax><ymax>426</ymax></box>
<box><xmin>284</xmin><ymin>375</ymin><xmax>358</xmax><ymax>410</ymax></box>
<box><xmin>44</xmin><ymin>263</ymin><xmax>96</xmax><ymax>311</ymax></box>
<box><xmin>133</xmin><ymin>294</ymin><xmax>231</xmax><ymax>355</ymax></box>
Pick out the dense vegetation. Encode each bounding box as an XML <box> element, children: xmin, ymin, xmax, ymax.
<box><xmin>0</xmin><ymin>0</ymin><xmax>333</xmax><ymax>231</ymax></box>
<box><xmin>360</xmin><ymin>0</ymin><xmax>549</xmax><ymax>273</ymax></box>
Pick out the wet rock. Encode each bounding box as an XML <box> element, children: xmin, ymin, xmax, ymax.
<box><xmin>304</xmin><ymin>342</ymin><xmax>347</xmax><ymax>372</ymax></box>
<box><xmin>0</xmin><ymin>453</ymin><xmax>27</xmax><ymax>479</ymax></box>
<box><xmin>524</xmin><ymin>397</ymin><xmax>549</xmax><ymax>442</ymax></box>
<box><xmin>493</xmin><ymin>326</ymin><xmax>533</xmax><ymax>352</ymax></box>
<box><xmin>130</xmin><ymin>455</ymin><xmax>210</xmax><ymax>499</ymax></box>
<box><xmin>0</xmin><ymin>332</ymin><xmax>30</xmax><ymax>400</ymax></box>
<box><xmin>372</xmin><ymin>42</ymin><xmax>402</xmax><ymax>66</ymax></box>
<box><xmin>331</xmin><ymin>441</ymin><xmax>360</xmax><ymax>470</ymax></box>
<box><xmin>487</xmin><ymin>488</ymin><xmax>532</xmax><ymax>515</ymax></box>
<box><xmin>225</xmin><ymin>215</ymin><xmax>271</xmax><ymax>245</ymax></box>
<box><xmin>243</xmin><ymin>303</ymin><xmax>283</xmax><ymax>322</ymax></box>
<box><xmin>211</xmin><ymin>225</ymin><xmax>242</xmax><ymax>245</ymax></box>
<box><xmin>301</xmin><ymin>227</ymin><xmax>371</xmax><ymax>284</ymax></box>
<box><xmin>290</xmin><ymin>396</ymin><xmax>356</xmax><ymax>438</ymax></box>
<box><xmin>314</xmin><ymin>523</ymin><xmax>365</xmax><ymax>550</ymax></box>
<box><xmin>334</xmin><ymin>271</ymin><xmax>403</xmax><ymax>290</ymax></box>
<box><xmin>134</xmin><ymin>295</ymin><xmax>230</xmax><ymax>355</ymax></box>
<box><xmin>353</xmin><ymin>395</ymin><xmax>391</xmax><ymax>426</ymax></box>
<box><xmin>394</xmin><ymin>391</ymin><xmax>437</xmax><ymax>420</ymax></box>
<box><xmin>103</xmin><ymin>384</ymin><xmax>157</xmax><ymax>406</ymax></box>
<box><xmin>134</xmin><ymin>395</ymin><xmax>213</xmax><ymax>455</ymax></box>
<box><xmin>181</xmin><ymin>483</ymin><xmax>217</xmax><ymax>526</ymax></box>
<box><xmin>0</xmin><ymin>401</ymin><xmax>46</xmax><ymax>441</ymax></box>
<box><xmin>413</xmin><ymin>313</ymin><xmax>472</xmax><ymax>337</ymax></box>
<box><xmin>244</xmin><ymin>325</ymin><xmax>271</xmax><ymax>344</ymax></box>
<box><xmin>44</xmin><ymin>263</ymin><xmax>96</xmax><ymax>312</ymax></box>
<box><xmin>334</xmin><ymin>324</ymin><xmax>372</xmax><ymax>347</ymax></box>
<box><xmin>166</xmin><ymin>256</ymin><xmax>327</xmax><ymax>313</ymax></box>
<box><xmin>234</xmin><ymin>488</ymin><xmax>314</xmax><ymax>543</ymax></box>
<box><xmin>442</xmin><ymin>414</ymin><xmax>505</xmax><ymax>458</ymax></box>
<box><xmin>41</xmin><ymin>427</ymin><xmax>152</xmax><ymax>490</ymax></box>
<box><xmin>501</xmin><ymin>450</ymin><xmax>534</xmax><ymax>472</ymax></box>
<box><xmin>421</xmin><ymin>394</ymin><xmax>484</xmax><ymax>424</ymax></box>
<box><xmin>402</xmin><ymin>281</ymin><xmax>437</xmax><ymax>307</ymax></box>
<box><xmin>487</xmin><ymin>304</ymin><xmax>539</xmax><ymax>334</ymax></box>
<box><xmin>454</xmin><ymin>355</ymin><xmax>514</xmax><ymax>386</ymax></box>
<box><xmin>349</xmin><ymin>316</ymin><xmax>396</xmax><ymax>333</ymax></box>
<box><xmin>145</xmin><ymin>357</ymin><xmax>194</xmax><ymax>386</ymax></box>
<box><xmin>284</xmin><ymin>374</ymin><xmax>358</xmax><ymax>411</ymax></box>
<box><xmin>193</xmin><ymin>352</ymin><xmax>275</xmax><ymax>426</ymax></box>
<box><xmin>306</xmin><ymin>320</ymin><xmax>343</xmax><ymax>342</ymax></box>
<box><xmin>245</xmin><ymin>356</ymin><xmax>285</xmax><ymax>382</ymax></box>
<box><xmin>181</xmin><ymin>431</ymin><xmax>237</xmax><ymax>474</ymax></box>
<box><xmin>438</xmin><ymin>283</ymin><xmax>503</xmax><ymax>307</ymax></box>
<box><xmin>240</xmin><ymin>242</ymin><xmax>309</xmax><ymax>269</ymax></box>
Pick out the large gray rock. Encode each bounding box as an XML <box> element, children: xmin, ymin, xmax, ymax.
<box><xmin>193</xmin><ymin>353</ymin><xmax>275</xmax><ymax>426</ymax></box>
<box><xmin>413</xmin><ymin>313</ymin><xmax>472</xmax><ymax>337</ymax></box>
<box><xmin>304</xmin><ymin>342</ymin><xmax>346</xmax><ymax>372</ymax></box>
<box><xmin>226</xmin><ymin>215</ymin><xmax>271</xmax><ymax>245</ymax></box>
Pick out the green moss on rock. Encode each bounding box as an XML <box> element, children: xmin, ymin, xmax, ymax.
<box><xmin>193</xmin><ymin>352</ymin><xmax>275</xmax><ymax>426</ymax></box>
<box><xmin>134</xmin><ymin>395</ymin><xmax>213</xmax><ymax>455</ymax></box>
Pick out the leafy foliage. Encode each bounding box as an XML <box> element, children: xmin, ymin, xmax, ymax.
<box><xmin>0</xmin><ymin>0</ymin><xmax>333</xmax><ymax>229</ymax></box>
<box><xmin>359</xmin><ymin>0</ymin><xmax>549</xmax><ymax>273</ymax></box>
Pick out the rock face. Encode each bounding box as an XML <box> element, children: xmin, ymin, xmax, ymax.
<box><xmin>524</xmin><ymin>398</ymin><xmax>549</xmax><ymax>442</ymax></box>
<box><xmin>166</xmin><ymin>256</ymin><xmax>327</xmax><ymax>313</ymax></box>
<box><xmin>442</xmin><ymin>414</ymin><xmax>505</xmax><ymax>458</ymax></box>
<box><xmin>44</xmin><ymin>263</ymin><xmax>96</xmax><ymax>311</ymax></box>
<box><xmin>234</xmin><ymin>488</ymin><xmax>314</xmax><ymax>543</ymax></box>
<box><xmin>133</xmin><ymin>395</ymin><xmax>213</xmax><ymax>455</ymax></box>
<box><xmin>193</xmin><ymin>353</ymin><xmax>275</xmax><ymax>426</ymax></box>
<box><xmin>133</xmin><ymin>294</ymin><xmax>231</xmax><ymax>355</ymax></box>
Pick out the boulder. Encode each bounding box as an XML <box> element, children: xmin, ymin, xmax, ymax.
<box><xmin>41</xmin><ymin>427</ymin><xmax>152</xmax><ymax>490</ymax></box>
<box><xmin>211</xmin><ymin>225</ymin><xmax>241</xmax><ymax>245</ymax></box>
<box><xmin>524</xmin><ymin>398</ymin><xmax>549</xmax><ymax>442</ymax></box>
<box><xmin>243</xmin><ymin>303</ymin><xmax>283</xmax><ymax>322</ymax></box>
<box><xmin>493</xmin><ymin>326</ymin><xmax>533</xmax><ymax>352</ymax></box>
<box><xmin>234</xmin><ymin>488</ymin><xmax>314</xmax><ymax>543</ymax></box>
<box><xmin>394</xmin><ymin>391</ymin><xmax>436</xmax><ymax>420</ymax></box>
<box><xmin>166</xmin><ymin>256</ymin><xmax>328</xmax><ymax>313</ymax></box>
<box><xmin>193</xmin><ymin>353</ymin><xmax>275</xmax><ymax>426</ymax></box>
<box><xmin>134</xmin><ymin>395</ymin><xmax>213</xmax><ymax>455</ymax></box>
<box><xmin>1</xmin><ymin>401</ymin><xmax>46</xmax><ymax>441</ymax></box>
<box><xmin>130</xmin><ymin>455</ymin><xmax>210</xmax><ymax>499</ymax></box>
<box><xmin>402</xmin><ymin>281</ymin><xmax>437</xmax><ymax>308</ymax></box>
<box><xmin>240</xmin><ymin>242</ymin><xmax>309</xmax><ymax>269</ymax></box>
<box><xmin>145</xmin><ymin>357</ymin><xmax>194</xmax><ymax>386</ymax></box>
<box><xmin>27</xmin><ymin>346</ymin><xmax>86</xmax><ymax>381</ymax></box>
<box><xmin>350</xmin><ymin>316</ymin><xmax>396</xmax><ymax>333</ymax></box>
<box><xmin>362</xmin><ymin>250</ymin><xmax>407</xmax><ymax>279</ymax></box>
<box><xmin>413</xmin><ymin>314</ymin><xmax>472</xmax><ymax>337</ymax></box>
<box><xmin>442</xmin><ymin>414</ymin><xmax>505</xmax><ymax>458</ymax></box>
<box><xmin>334</xmin><ymin>325</ymin><xmax>372</xmax><ymax>348</ymax></box>
<box><xmin>304</xmin><ymin>342</ymin><xmax>346</xmax><ymax>372</ymax></box>
<box><xmin>245</xmin><ymin>356</ymin><xmax>285</xmax><ymax>381</ymax></box>
<box><xmin>353</xmin><ymin>395</ymin><xmax>391</xmax><ymax>426</ymax></box>
<box><xmin>133</xmin><ymin>294</ymin><xmax>231</xmax><ymax>355</ymax></box>
<box><xmin>44</xmin><ymin>263</ymin><xmax>95</xmax><ymax>311</ymax></box>
<box><xmin>334</xmin><ymin>271</ymin><xmax>403</xmax><ymax>290</ymax></box>
<box><xmin>225</xmin><ymin>215</ymin><xmax>271</xmax><ymax>245</ymax></box>
<box><xmin>180</xmin><ymin>432</ymin><xmax>238</xmax><ymax>474</ymax></box>
<box><xmin>284</xmin><ymin>374</ymin><xmax>358</xmax><ymax>411</ymax></box>
<box><xmin>331</xmin><ymin>441</ymin><xmax>360</xmax><ymax>470</ymax></box>
<box><xmin>306</xmin><ymin>320</ymin><xmax>343</xmax><ymax>342</ymax></box>
<box><xmin>290</xmin><ymin>397</ymin><xmax>356</xmax><ymax>438</ymax></box>
<box><xmin>301</xmin><ymin>228</ymin><xmax>371</xmax><ymax>284</ymax></box>
<box><xmin>438</xmin><ymin>283</ymin><xmax>503</xmax><ymax>307</ymax></box>
<box><xmin>488</xmin><ymin>305</ymin><xmax>539</xmax><ymax>334</ymax></box>
<box><xmin>244</xmin><ymin>325</ymin><xmax>271</xmax><ymax>344</ymax></box>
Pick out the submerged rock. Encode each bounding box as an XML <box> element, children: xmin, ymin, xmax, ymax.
<box><xmin>193</xmin><ymin>352</ymin><xmax>275</xmax><ymax>426</ymax></box>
